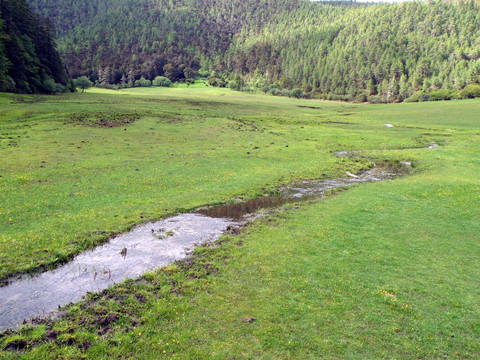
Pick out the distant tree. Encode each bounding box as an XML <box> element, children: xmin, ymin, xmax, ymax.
<box><xmin>366</xmin><ymin>79</ymin><xmax>376</xmax><ymax>96</ymax></box>
<box><xmin>184</xmin><ymin>67</ymin><xmax>196</xmax><ymax>79</ymax></box>
<box><xmin>399</xmin><ymin>74</ymin><xmax>411</xmax><ymax>100</ymax></box>
<box><xmin>75</xmin><ymin>76</ymin><xmax>93</xmax><ymax>92</ymax></box>
<box><xmin>389</xmin><ymin>78</ymin><xmax>399</xmax><ymax>99</ymax></box>
<box><xmin>120</xmin><ymin>73</ymin><xmax>127</xmax><ymax>86</ymax></box>
<box><xmin>163</xmin><ymin>64</ymin><xmax>178</xmax><ymax>82</ymax></box>
<box><xmin>98</xmin><ymin>66</ymin><xmax>113</xmax><ymax>86</ymax></box>
<box><xmin>467</xmin><ymin>67</ymin><xmax>479</xmax><ymax>85</ymax></box>
<box><xmin>381</xmin><ymin>78</ymin><xmax>389</xmax><ymax>102</ymax></box>
<box><xmin>0</xmin><ymin>20</ymin><xmax>10</xmax><ymax>91</ymax></box>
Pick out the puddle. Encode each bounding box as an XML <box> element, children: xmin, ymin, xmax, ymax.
<box><xmin>198</xmin><ymin>165</ymin><xmax>404</xmax><ymax>221</ymax></box>
<box><xmin>0</xmin><ymin>160</ymin><xmax>411</xmax><ymax>332</ymax></box>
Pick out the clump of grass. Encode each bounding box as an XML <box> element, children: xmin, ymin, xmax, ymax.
<box><xmin>154</xmin><ymin>229</ymin><xmax>175</xmax><ymax>240</ymax></box>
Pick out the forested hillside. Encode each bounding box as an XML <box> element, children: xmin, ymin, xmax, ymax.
<box><xmin>28</xmin><ymin>0</ymin><xmax>298</xmax><ymax>84</ymax></box>
<box><xmin>27</xmin><ymin>0</ymin><xmax>480</xmax><ymax>101</ymax></box>
<box><xmin>0</xmin><ymin>0</ymin><xmax>69</xmax><ymax>93</ymax></box>
<box><xmin>229</xmin><ymin>0</ymin><xmax>480</xmax><ymax>101</ymax></box>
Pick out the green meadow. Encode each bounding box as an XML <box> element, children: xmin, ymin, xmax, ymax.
<box><xmin>1</xmin><ymin>87</ymin><xmax>479</xmax><ymax>358</ymax></box>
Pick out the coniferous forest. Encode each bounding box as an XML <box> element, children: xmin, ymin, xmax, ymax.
<box><xmin>4</xmin><ymin>0</ymin><xmax>480</xmax><ymax>101</ymax></box>
<box><xmin>0</xmin><ymin>0</ymin><xmax>69</xmax><ymax>93</ymax></box>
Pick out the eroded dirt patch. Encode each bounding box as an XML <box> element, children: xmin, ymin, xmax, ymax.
<box><xmin>67</xmin><ymin>111</ymin><xmax>144</xmax><ymax>127</ymax></box>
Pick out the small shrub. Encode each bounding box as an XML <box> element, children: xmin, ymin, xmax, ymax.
<box><xmin>207</xmin><ymin>76</ymin><xmax>226</xmax><ymax>87</ymax></box>
<box><xmin>269</xmin><ymin>88</ymin><xmax>281</xmax><ymax>96</ymax></box>
<box><xmin>291</xmin><ymin>88</ymin><xmax>305</xmax><ymax>99</ymax></box>
<box><xmin>228</xmin><ymin>80</ymin><xmax>240</xmax><ymax>91</ymax></box>
<box><xmin>153</xmin><ymin>76</ymin><xmax>172</xmax><ymax>87</ymax></box>
<box><xmin>430</xmin><ymin>89</ymin><xmax>455</xmax><ymax>101</ymax></box>
<box><xmin>261</xmin><ymin>86</ymin><xmax>270</xmax><ymax>93</ymax></box>
<box><xmin>368</xmin><ymin>95</ymin><xmax>388</xmax><ymax>104</ymax></box>
<box><xmin>134</xmin><ymin>77</ymin><xmax>152</xmax><ymax>87</ymax></box>
<box><xmin>405</xmin><ymin>92</ymin><xmax>431</xmax><ymax>102</ymax></box>
<box><xmin>355</xmin><ymin>93</ymin><xmax>367</xmax><ymax>102</ymax></box>
<box><xmin>457</xmin><ymin>84</ymin><xmax>480</xmax><ymax>99</ymax></box>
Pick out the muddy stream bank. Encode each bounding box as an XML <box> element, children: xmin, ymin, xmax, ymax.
<box><xmin>0</xmin><ymin>154</ymin><xmax>419</xmax><ymax>332</ymax></box>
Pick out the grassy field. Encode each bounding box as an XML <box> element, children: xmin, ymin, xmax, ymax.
<box><xmin>1</xmin><ymin>87</ymin><xmax>479</xmax><ymax>358</ymax></box>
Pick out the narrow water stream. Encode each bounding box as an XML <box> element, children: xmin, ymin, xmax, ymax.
<box><xmin>0</xmin><ymin>159</ymin><xmax>413</xmax><ymax>332</ymax></box>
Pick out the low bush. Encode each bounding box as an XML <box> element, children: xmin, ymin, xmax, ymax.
<box><xmin>456</xmin><ymin>84</ymin><xmax>480</xmax><ymax>99</ymax></box>
<box><xmin>405</xmin><ymin>92</ymin><xmax>431</xmax><ymax>102</ymax></box>
<box><xmin>153</xmin><ymin>76</ymin><xmax>172</xmax><ymax>87</ymax></box>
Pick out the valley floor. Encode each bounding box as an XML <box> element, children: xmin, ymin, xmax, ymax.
<box><xmin>0</xmin><ymin>88</ymin><xmax>479</xmax><ymax>358</ymax></box>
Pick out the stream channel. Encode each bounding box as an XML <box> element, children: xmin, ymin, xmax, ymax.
<box><xmin>0</xmin><ymin>156</ymin><xmax>415</xmax><ymax>332</ymax></box>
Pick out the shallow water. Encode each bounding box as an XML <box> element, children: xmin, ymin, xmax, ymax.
<box><xmin>0</xmin><ymin>162</ymin><xmax>409</xmax><ymax>332</ymax></box>
<box><xmin>0</xmin><ymin>215</ymin><xmax>237</xmax><ymax>332</ymax></box>
<box><xmin>198</xmin><ymin>165</ymin><xmax>402</xmax><ymax>220</ymax></box>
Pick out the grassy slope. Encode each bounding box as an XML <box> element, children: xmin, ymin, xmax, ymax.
<box><xmin>1</xmin><ymin>88</ymin><xmax>479</xmax><ymax>358</ymax></box>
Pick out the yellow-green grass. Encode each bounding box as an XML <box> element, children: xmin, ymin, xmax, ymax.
<box><xmin>0</xmin><ymin>87</ymin><xmax>437</xmax><ymax>280</ymax></box>
<box><xmin>1</xmin><ymin>88</ymin><xmax>479</xmax><ymax>358</ymax></box>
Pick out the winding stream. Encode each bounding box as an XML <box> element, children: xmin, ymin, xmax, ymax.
<box><xmin>0</xmin><ymin>149</ymin><xmax>427</xmax><ymax>332</ymax></box>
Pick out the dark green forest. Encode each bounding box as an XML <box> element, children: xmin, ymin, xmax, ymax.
<box><xmin>15</xmin><ymin>0</ymin><xmax>480</xmax><ymax>100</ymax></box>
<box><xmin>0</xmin><ymin>0</ymin><xmax>69</xmax><ymax>93</ymax></box>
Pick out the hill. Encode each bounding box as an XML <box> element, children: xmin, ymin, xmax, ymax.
<box><xmin>27</xmin><ymin>0</ymin><xmax>480</xmax><ymax>101</ymax></box>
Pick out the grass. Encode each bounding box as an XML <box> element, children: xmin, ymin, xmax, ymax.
<box><xmin>0</xmin><ymin>87</ymin><xmax>479</xmax><ymax>358</ymax></box>
<box><xmin>0</xmin><ymin>87</ymin><xmax>426</xmax><ymax>281</ymax></box>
